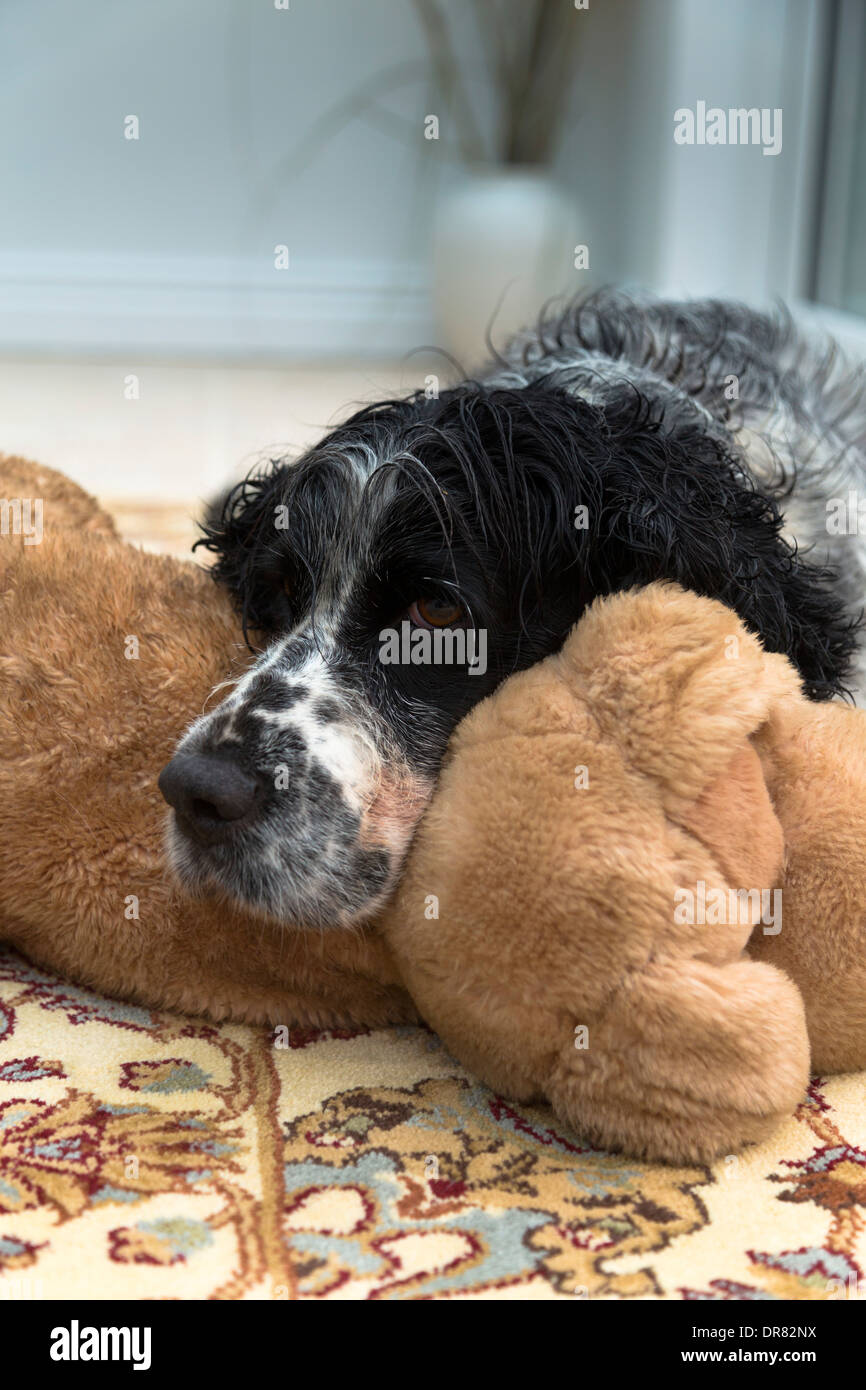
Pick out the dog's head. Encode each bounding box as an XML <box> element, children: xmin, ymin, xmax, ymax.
<box><xmin>158</xmin><ymin>377</ymin><xmax>855</xmax><ymax>928</ymax></box>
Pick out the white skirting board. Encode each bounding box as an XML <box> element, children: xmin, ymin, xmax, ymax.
<box><xmin>0</xmin><ymin>252</ymin><xmax>435</xmax><ymax>360</ymax></box>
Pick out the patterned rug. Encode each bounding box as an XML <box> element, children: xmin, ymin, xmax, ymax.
<box><xmin>1</xmin><ymin>944</ymin><xmax>865</xmax><ymax>1301</ymax></box>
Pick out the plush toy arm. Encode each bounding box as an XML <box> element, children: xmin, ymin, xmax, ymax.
<box><xmin>383</xmin><ymin>583</ymin><xmax>816</xmax><ymax>1163</ymax></box>
<box><xmin>548</xmin><ymin>957</ymin><xmax>810</xmax><ymax>1164</ymax></box>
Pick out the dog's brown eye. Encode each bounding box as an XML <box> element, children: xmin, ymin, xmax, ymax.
<box><xmin>282</xmin><ymin>577</ymin><xmax>291</xmax><ymax>598</ymax></box>
<box><xmin>409</xmin><ymin>597</ymin><xmax>465</xmax><ymax>629</ymax></box>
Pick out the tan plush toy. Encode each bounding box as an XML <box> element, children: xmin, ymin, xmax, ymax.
<box><xmin>380</xmin><ymin>583</ymin><xmax>866</xmax><ymax>1162</ymax></box>
<box><xmin>3</xmin><ymin>457</ymin><xmax>866</xmax><ymax>1164</ymax></box>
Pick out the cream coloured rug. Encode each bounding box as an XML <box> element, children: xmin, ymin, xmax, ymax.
<box><xmin>1</xmin><ymin>945</ymin><xmax>863</xmax><ymax>1301</ymax></box>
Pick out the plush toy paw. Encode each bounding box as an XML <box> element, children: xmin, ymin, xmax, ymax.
<box><xmin>547</xmin><ymin>957</ymin><xmax>809</xmax><ymax>1164</ymax></box>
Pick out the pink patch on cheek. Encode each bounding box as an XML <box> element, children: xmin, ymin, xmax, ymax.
<box><xmin>360</xmin><ymin>772</ymin><xmax>433</xmax><ymax>852</ymax></box>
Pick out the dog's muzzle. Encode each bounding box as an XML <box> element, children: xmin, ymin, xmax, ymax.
<box><xmin>156</xmin><ymin>651</ymin><xmax>432</xmax><ymax>926</ymax></box>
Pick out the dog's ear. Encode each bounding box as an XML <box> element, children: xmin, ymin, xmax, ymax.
<box><xmin>195</xmin><ymin>465</ymin><xmax>288</xmax><ymax>638</ymax></box>
<box><xmin>567</xmin><ymin>384</ymin><xmax>857</xmax><ymax>700</ymax></box>
<box><xmin>452</xmin><ymin>381</ymin><xmax>854</xmax><ymax>698</ymax></box>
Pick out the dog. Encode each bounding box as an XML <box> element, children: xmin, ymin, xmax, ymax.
<box><xmin>158</xmin><ymin>290</ymin><xmax>866</xmax><ymax>929</ymax></box>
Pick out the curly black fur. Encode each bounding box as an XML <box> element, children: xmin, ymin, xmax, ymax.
<box><xmin>197</xmin><ymin>369</ymin><xmax>858</xmax><ymax>702</ymax></box>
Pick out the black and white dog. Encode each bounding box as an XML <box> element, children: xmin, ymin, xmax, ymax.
<box><xmin>158</xmin><ymin>291</ymin><xmax>866</xmax><ymax>928</ymax></box>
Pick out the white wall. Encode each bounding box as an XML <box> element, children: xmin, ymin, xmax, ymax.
<box><xmin>0</xmin><ymin>0</ymin><xmax>836</xmax><ymax>361</ymax></box>
<box><xmin>1</xmin><ymin>0</ymin><xmax>442</xmax><ymax>354</ymax></box>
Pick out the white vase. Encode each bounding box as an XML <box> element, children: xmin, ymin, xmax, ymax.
<box><xmin>432</xmin><ymin>168</ymin><xmax>579</xmax><ymax>372</ymax></box>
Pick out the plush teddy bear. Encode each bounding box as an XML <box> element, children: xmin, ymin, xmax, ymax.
<box><xmin>0</xmin><ymin>456</ymin><xmax>414</xmax><ymax>1029</ymax></box>
<box><xmin>379</xmin><ymin>582</ymin><xmax>866</xmax><ymax>1162</ymax></box>
<box><xmin>4</xmin><ymin>456</ymin><xmax>866</xmax><ymax>1164</ymax></box>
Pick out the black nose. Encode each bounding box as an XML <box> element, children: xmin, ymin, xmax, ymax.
<box><xmin>158</xmin><ymin>752</ymin><xmax>261</xmax><ymax>841</ymax></box>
